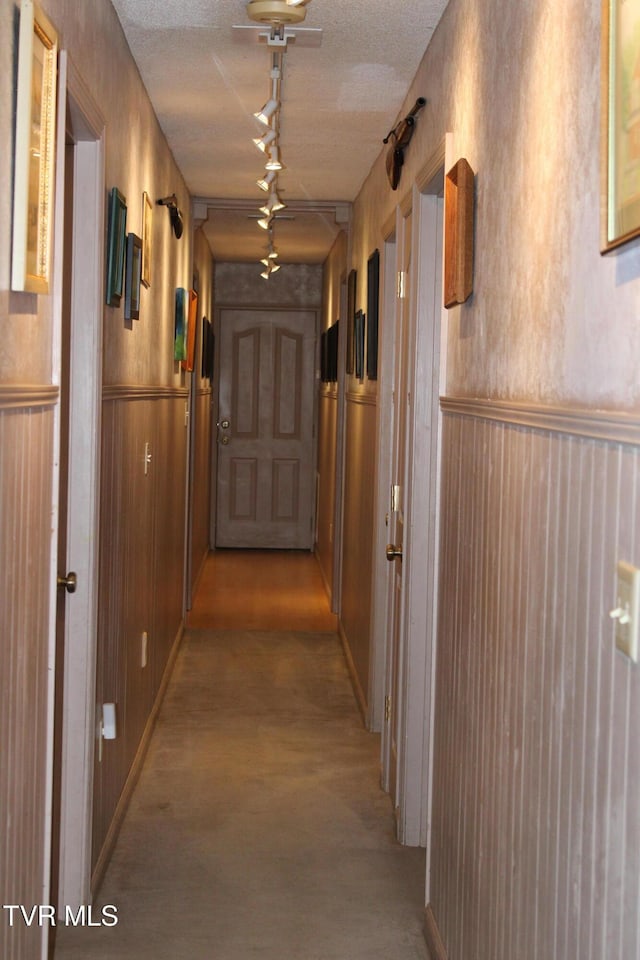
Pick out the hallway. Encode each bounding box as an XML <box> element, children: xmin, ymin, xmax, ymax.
<box><xmin>54</xmin><ymin>551</ymin><xmax>428</xmax><ymax>960</ymax></box>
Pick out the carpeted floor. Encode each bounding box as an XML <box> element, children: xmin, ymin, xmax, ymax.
<box><xmin>54</xmin><ymin>630</ymin><xmax>428</xmax><ymax>959</ymax></box>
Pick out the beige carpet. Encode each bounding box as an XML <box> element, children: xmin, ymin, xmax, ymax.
<box><xmin>55</xmin><ymin>631</ymin><xmax>428</xmax><ymax>959</ymax></box>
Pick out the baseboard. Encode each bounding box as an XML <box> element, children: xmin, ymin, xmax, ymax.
<box><xmin>91</xmin><ymin>622</ymin><xmax>184</xmax><ymax>896</ymax></box>
<box><xmin>314</xmin><ymin>547</ymin><xmax>333</xmax><ymax>606</ymax></box>
<box><xmin>424</xmin><ymin>904</ymin><xmax>448</xmax><ymax>960</ymax></box>
<box><xmin>338</xmin><ymin>620</ymin><xmax>368</xmax><ymax>723</ymax></box>
<box><xmin>189</xmin><ymin>546</ymin><xmax>209</xmax><ymax>609</ymax></box>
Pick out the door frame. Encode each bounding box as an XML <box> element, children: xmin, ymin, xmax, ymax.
<box><xmin>370</xmin><ymin>219</ymin><xmax>397</xmax><ymax>737</ymax></box>
<box><xmin>374</xmin><ymin>139</ymin><xmax>449</xmax><ymax>847</ymax></box>
<box><xmin>49</xmin><ymin>51</ymin><xmax>105</xmax><ymax>913</ymax></box>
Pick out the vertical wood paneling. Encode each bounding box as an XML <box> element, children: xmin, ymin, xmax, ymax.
<box><xmin>316</xmin><ymin>393</ymin><xmax>338</xmax><ymax>595</ymax></box>
<box><xmin>340</xmin><ymin>396</ymin><xmax>377</xmax><ymax>703</ymax></box>
<box><xmin>431</xmin><ymin>410</ymin><xmax>640</xmax><ymax>960</ymax></box>
<box><xmin>190</xmin><ymin>389</ymin><xmax>211</xmax><ymax>599</ymax></box>
<box><xmin>0</xmin><ymin>406</ymin><xmax>54</xmax><ymax>960</ymax></box>
<box><xmin>93</xmin><ymin>394</ymin><xmax>187</xmax><ymax>875</ymax></box>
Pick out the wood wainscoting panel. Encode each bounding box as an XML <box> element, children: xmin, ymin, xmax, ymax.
<box><xmin>189</xmin><ymin>387</ymin><xmax>212</xmax><ymax>599</ymax></box>
<box><xmin>431</xmin><ymin>402</ymin><xmax>640</xmax><ymax>960</ymax></box>
<box><xmin>316</xmin><ymin>393</ymin><xmax>338</xmax><ymax>598</ymax></box>
<box><xmin>0</xmin><ymin>402</ymin><xmax>55</xmax><ymax>960</ymax></box>
<box><xmin>340</xmin><ymin>394</ymin><xmax>378</xmax><ymax>706</ymax></box>
<box><xmin>93</xmin><ymin>392</ymin><xmax>187</xmax><ymax>880</ymax></box>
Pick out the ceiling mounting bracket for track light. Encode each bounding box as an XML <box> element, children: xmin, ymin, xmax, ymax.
<box><xmin>232</xmin><ymin>25</ymin><xmax>323</xmax><ymax>48</ymax></box>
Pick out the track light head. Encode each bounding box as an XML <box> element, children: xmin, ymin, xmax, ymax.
<box><xmin>253</xmin><ymin>127</ymin><xmax>277</xmax><ymax>153</ymax></box>
<box><xmin>265</xmin><ymin>146</ymin><xmax>283</xmax><ymax>171</ymax></box>
<box><xmin>257</xmin><ymin>171</ymin><xmax>277</xmax><ymax>192</ymax></box>
<box><xmin>259</xmin><ymin>190</ymin><xmax>286</xmax><ymax>217</ymax></box>
<box><xmin>254</xmin><ymin>98</ymin><xmax>279</xmax><ymax>127</ymax></box>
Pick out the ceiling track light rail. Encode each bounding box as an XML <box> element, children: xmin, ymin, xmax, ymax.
<box><xmin>243</xmin><ymin>0</ymin><xmax>317</xmax><ymax>276</ymax></box>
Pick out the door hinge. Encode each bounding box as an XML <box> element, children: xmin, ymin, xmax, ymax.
<box><xmin>391</xmin><ymin>484</ymin><xmax>401</xmax><ymax>513</ymax></box>
<box><xmin>397</xmin><ymin>270</ymin><xmax>406</xmax><ymax>300</ymax></box>
<box><xmin>384</xmin><ymin>694</ymin><xmax>391</xmax><ymax>722</ymax></box>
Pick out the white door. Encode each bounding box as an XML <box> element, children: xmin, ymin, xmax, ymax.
<box><xmin>216</xmin><ymin>307</ymin><xmax>316</xmax><ymax>549</ymax></box>
<box><xmin>51</xmin><ymin>53</ymin><xmax>105</xmax><ymax>917</ymax></box>
<box><xmin>385</xmin><ymin>208</ymin><xmax>413</xmax><ymax>819</ymax></box>
<box><xmin>380</xmin><ymin>154</ymin><xmax>446</xmax><ymax>849</ymax></box>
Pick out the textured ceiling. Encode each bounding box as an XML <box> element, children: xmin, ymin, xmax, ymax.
<box><xmin>110</xmin><ymin>0</ymin><xmax>450</xmax><ymax>264</ymax></box>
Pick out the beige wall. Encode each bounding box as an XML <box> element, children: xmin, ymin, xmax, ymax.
<box><xmin>323</xmin><ymin>0</ymin><xmax>640</xmax><ymax>957</ymax></box>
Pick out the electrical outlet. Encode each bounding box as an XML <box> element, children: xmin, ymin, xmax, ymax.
<box><xmin>610</xmin><ymin>561</ymin><xmax>640</xmax><ymax>662</ymax></box>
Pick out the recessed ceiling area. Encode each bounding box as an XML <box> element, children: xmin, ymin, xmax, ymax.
<box><xmin>110</xmin><ymin>0</ymin><xmax>451</xmax><ymax>265</ymax></box>
<box><xmin>194</xmin><ymin>199</ymin><xmax>349</xmax><ymax>264</ymax></box>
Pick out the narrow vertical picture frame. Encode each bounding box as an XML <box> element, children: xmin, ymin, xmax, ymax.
<box><xmin>328</xmin><ymin>320</ymin><xmax>339</xmax><ymax>383</ymax></box>
<box><xmin>346</xmin><ymin>268</ymin><xmax>357</xmax><ymax>374</ymax></box>
<box><xmin>141</xmin><ymin>191</ymin><xmax>152</xmax><ymax>287</ymax></box>
<box><xmin>354</xmin><ymin>310</ymin><xmax>365</xmax><ymax>381</ymax></box>
<box><xmin>174</xmin><ymin>287</ymin><xmax>187</xmax><ymax>361</ymax></box>
<box><xmin>181</xmin><ymin>289</ymin><xmax>198</xmax><ymax>371</ymax></box>
<box><xmin>124</xmin><ymin>233</ymin><xmax>142</xmax><ymax>321</ymax></box>
<box><xmin>106</xmin><ymin>187</ymin><xmax>127</xmax><ymax>306</ymax></box>
<box><xmin>201</xmin><ymin>318</ymin><xmax>210</xmax><ymax>379</ymax></box>
<box><xmin>320</xmin><ymin>329</ymin><xmax>328</xmax><ymax>383</ymax></box>
<box><xmin>366</xmin><ymin>249</ymin><xmax>380</xmax><ymax>380</ymax></box>
<box><xmin>11</xmin><ymin>0</ymin><xmax>58</xmax><ymax>294</ymax></box>
<box><xmin>601</xmin><ymin>0</ymin><xmax>640</xmax><ymax>252</ymax></box>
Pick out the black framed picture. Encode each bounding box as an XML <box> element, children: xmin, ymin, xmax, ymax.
<box><xmin>106</xmin><ymin>187</ymin><xmax>127</xmax><ymax>307</ymax></box>
<box><xmin>366</xmin><ymin>249</ymin><xmax>380</xmax><ymax>380</ymax></box>
<box><xmin>346</xmin><ymin>268</ymin><xmax>357</xmax><ymax>374</ymax></box>
<box><xmin>202</xmin><ymin>317</ymin><xmax>215</xmax><ymax>382</ymax></box>
<box><xmin>124</xmin><ymin>233</ymin><xmax>142</xmax><ymax>321</ymax></box>
<box><xmin>354</xmin><ymin>310</ymin><xmax>365</xmax><ymax>381</ymax></box>
<box><xmin>328</xmin><ymin>321</ymin><xmax>339</xmax><ymax>382</ymax></box>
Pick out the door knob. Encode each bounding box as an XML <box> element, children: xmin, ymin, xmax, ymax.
<box><xmin>217</xmin><ymin>419</ymin><xmax>230</xmax><ymax>430</ymax></box>
<box><xmin>57</xmin><ymin>571</ymin><xmax>78</xmax><ymax>594</ymax></box>
<box><xmin>386</xmin><ymin>544</ymin><xmax>402</xmax><ymax>561</ymax></box>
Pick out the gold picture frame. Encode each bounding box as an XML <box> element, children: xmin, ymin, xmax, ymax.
<box><xmin>601</xmin><ymin>0</ymin><xmax>640</xmax><ymax>252</ymax></box>
<box><xmin>11</xmin><ymin>0</ymin><xmax>58</xmax><ymax>293</ymax></box>
<box><xmin>141</xmin><ymin>191</ymin><xmax>152</xmax><ymax>288</ymax></box>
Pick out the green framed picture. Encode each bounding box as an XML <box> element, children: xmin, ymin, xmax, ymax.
<box><xmin>106</xmin><ymin>187</ymin><xmax>127</xmax><ymax>306</ymax></box>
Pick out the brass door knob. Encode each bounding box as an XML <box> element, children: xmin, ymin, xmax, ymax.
<box><xmin>386</xmin><ymin>544</ymin><xmax>402</xmax><ymax>561</ymax></box>
<box><xmin>57</xmin><ymin>571</ymin><xmax>78</xmax><ymax>594</ymax></box>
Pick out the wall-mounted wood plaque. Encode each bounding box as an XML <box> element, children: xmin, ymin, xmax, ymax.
<box><xmin>444</xmin><ymin>158</ymin><xmax>475</xmax><ymax>308</ymax></box>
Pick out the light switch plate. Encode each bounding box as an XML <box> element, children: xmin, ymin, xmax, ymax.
<box><xmin>613</xmin><ymin>561</ymin><xmax>640</xmax><ymax>662</ymax></box>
